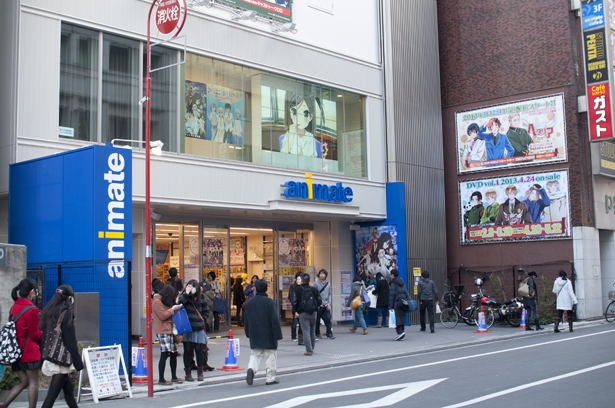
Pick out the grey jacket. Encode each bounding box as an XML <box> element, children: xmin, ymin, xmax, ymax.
<box><xmin>345</xmin><ymin>281</ymin><xmax>365</xmax><ymax>307</ymax></box>
<box><xmin>313</xmin><ymin>279</ymin><xmax>332</xmax><ymax>307</ymax></box>
<box><xmin>417</xmin><ymin>278</ymin><xmax>438</xmax><ymax>302</ymax></box>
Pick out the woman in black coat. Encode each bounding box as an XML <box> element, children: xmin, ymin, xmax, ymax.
<box><xmin>179</xmin><ymin>280</ymin><xmax>209</xmax><ymax>381</ymax></box>
<box><xmin>40</xmin><ymin>285</ymin><xmax>83</xmax><ymax>408</ymax></box>
<box><xmin>372</xmin><ymin>272</ymin><xmax>390</xmax><ymax>328</ymax></box>
<box><xmin>232</xmin><ymin>277</ymin><xmax>245</xmax><ymax>326</ymax></box>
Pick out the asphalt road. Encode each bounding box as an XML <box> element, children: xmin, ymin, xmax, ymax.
<box><xmin>78</xmin><ymin>324</ymin><xmax>615</xmax><ymax>408</ymax></box>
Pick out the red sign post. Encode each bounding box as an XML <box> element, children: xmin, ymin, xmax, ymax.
<box><xmin>156</xmin><ymin>0</ymin><xmax>181</xmax><ymax>34</ymax></box>
<box><xmin>588</xmin><ymin>82</ymin><xmax>614</xmax><ymax>141</ymax></box>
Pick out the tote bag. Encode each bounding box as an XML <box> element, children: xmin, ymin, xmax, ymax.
<box><xmin>213</xmin><ymin>296</ymin><xmax>228</xmax><ymax>314</ymax></box>
<box><xmin>42</xmin><ymin>310</ymin><xmax>72</xmax><ymax>367</ymax></box>
<box><xmin>172</xmin><ymin>305</ymin><xmax>192</xmax><ymax>335</ymax></box>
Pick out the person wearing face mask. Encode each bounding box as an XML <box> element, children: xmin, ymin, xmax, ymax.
<box><xmin>178</xmin><ymin>280</ymin><xmax>209</xmax><ymax>381</ymax></box>
<box><xmin>2</xmin><ymin>278</ymin><xmax>43</xmax><ymax>408</ymax></box>
<box><xmin>39</xmin><ymin>285</ymin><xmax>83</xmax><ymax>408</ymax></box>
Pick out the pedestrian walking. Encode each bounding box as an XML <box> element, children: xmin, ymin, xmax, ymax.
<box><xmin>166</xmin><ymin>267</ymin><xmax>178</xmax><ymax>285</ymax></box>
<box><xmin>389</xmin><ymin>269</ymin><xmax>410</xmax><ymax>340</ymax></box>
<box><xmin>207</xmin><ymin>272</ymin><xmax>222</xmax><ymax>332</ymax></box>
<box><xmin>346</xmin><ymin>276</ymin><xmax>368</xmax><ymax>335</ymax></box>
<box><xmin>417</xmin><ymin>270</ymin><xmax>439</xmax><ymax>333</ymax></box>
<box><xmin>244</xmin><ymin>275</ymin><xmax>259</xmax><ymax>302</ymax></box>
<box><xmin>293</xmin><ymin>273</ymin><xmax>321</xmax><ymax>355</ymax></box>
<box><xmin>2</xmin><ymin>279</ymin><xmax>42</xmax><ymax>408</ymax></box>
<box><xmin>523</xmin><ymin>271</ymin><xmax>544</xmax><ymax>331</ymax></box>
<box><xmin>152</xmin><ymin>284</ymin><xmax>183</xmax><ymax>385</ymax></box>
<box><xmin>288</xmin><ymin>271</ymin><xmax>304</xmax><ymax>343</ymax></box>
<box><xmin>372</xmin><ymin>272</ymin><xmax>390</xmax><ymax>328</ymax></box>
<box><xmin>553</xmin><ymin>270</ymin><xmax>578</xmax><ymax>333</ymax></box>
<box><xmin>40</xmin><ymin>285</ymin><xmax>83</xmax><ymax>408</ymax></box>
<box><xmin>313</xmin><ymin>269</ymin><xmax>335</xmax><ymax>339</ymax></box>
<box><xmin>244</xmin><ymin>279</ymin><xmax>283</xmax><ymax>386</ymax></box>
<box><xmin>201</xmin><ymin>281</ymin><xmax>215</xmax><ymax>333</ymax></box>
<box><xmin>232</xmin><ymin>277</ymin><xmax>245</xmax><ymax>326</ymax></box>
<box><xmin>178</xmin><ymin>280</ymin><xmax>209</xmax><ymax>381</ymax></box>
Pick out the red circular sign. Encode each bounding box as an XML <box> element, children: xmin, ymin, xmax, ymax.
<box><xmin>156</xmin><ymin>0</ymin><xmax>181</xmax><ymax>35</ymax></box>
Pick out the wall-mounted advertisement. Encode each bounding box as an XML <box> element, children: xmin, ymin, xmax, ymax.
<box><xmin>455</xmin><ymin>94</ymin><xmax>567</xmax><ymax>174</ymax></box>
<box><xmin>203</xmin><ymin>238</ymin><xmax>224</xmax><ymax>268</ymax></box>
<box><xmin>459</xmin><ymin>170</ymin><xmax>570</xmax><ymax>244</ymax></box>
<box><xmin>218</xmin><ymin>0</ymin><xmax>292</xmax><ymax>23</ymax></box>
<box><xmin>354</xmin><ymin>225</ymin><xmax>398</xmax><ymax>280</ymax></box>
<box><xmin>185</xmin><ymin>80</ymin><xmax>245</xmax><ymax>146</ymax></box>
<box><xmin>230</xmin><ymin>237</ymin><xmax>245</xmax><ymax>265</ymax></box>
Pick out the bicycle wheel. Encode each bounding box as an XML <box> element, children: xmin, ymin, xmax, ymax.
<box><xmin>463</xmin><ymin>308</ymin><xmax>476</xmax><ymax>326</ymax></box>
<box><xmin>605</xmin><ymin>301</ymin><xmax>615</xmax><ymax>323</ymax></box>
<box><xmin>505</xmin><ymin>309</ymin><xmax>522</xmax><ymax>327</ymax></box>
<box><xmin>440</xmin><ymin>307</ymin><xmax>458</xmax><ymax>328</ymax></box>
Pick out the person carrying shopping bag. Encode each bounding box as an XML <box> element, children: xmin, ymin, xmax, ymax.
<box><xmin>153</xmin><ymin>284</ymin><xmax>184</xmax><ymax>385</ymax></box>
<box><xmin>179</xmin><ymin>280</ymin><xmax>209</xmax><ymax>381</ymax></box>
<box><xmin>552</xmin><ymin>270</ymin><xmax>578</xmax><ymax>333</ymax></box>
<box><xmin>2</xmin><ymin>279</ymin><xmax>42</xmax><ymax>408</ymax></box>
<box><xmin>346</xmin><ymin>276</ymin><xmax>368</xmax><ymax>335</ymax></box>
<box><xmin>389</xmin><ymin>269</ymin><xmax>410</xmax><ymax>341</ymax></box>
<box><xmin>39</xmin><ymin>285</ymin><xmax>83</xmax><ymax>408</ymax></box>
<box><xmin>372</xmin><ymin>272</ymin><xmax>390</xmax><ymax>328</ymax></box>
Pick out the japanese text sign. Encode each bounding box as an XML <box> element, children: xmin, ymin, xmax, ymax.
<box><xmin>588</xmin><ymin>83</ymin><xmax>614</xmax><ymax>141</ymax></box>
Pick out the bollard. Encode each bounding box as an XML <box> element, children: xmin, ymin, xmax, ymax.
<box><xmin>133</xmin><ymin>336</ymin><xmax>149</xmax><ymax>384</ymax></box>
<box><xmin>519</xmin><ymin>308</ymin><xmax>527</xmax><ymax>329</ymax></box>
<box><xmin>473</xmin><ymin>306</ymin><xmax>491</xmax><ymax>333</ymax></box>
<box><xmin>217</xmin><ymin>329</ymin><xmax>244</xmax><ymax>372</ymax></box>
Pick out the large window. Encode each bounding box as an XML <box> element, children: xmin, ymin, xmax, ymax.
<box><xmin>182</xmin><ymin>53</ymin><xmax>367</xmax><ymax>177</ymax></box>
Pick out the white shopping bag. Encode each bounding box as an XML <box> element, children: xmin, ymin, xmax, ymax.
<box><xmin>389</xmin><ymin>310</ymin><xmax>396</xmax><ymax>328</ymax></box>
<box><xmin>436</xmin><ymin>303</ymin><xmax>441</xmax><ymax>314</ymax></box>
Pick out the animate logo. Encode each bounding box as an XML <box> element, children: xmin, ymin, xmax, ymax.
<box><xmin>282</xmin><ymin>173</ymin><xmax>353</xmax><ymax>203</ymax></box>
<box><xmin>99</xmin><ymin>153</ymin><xmax>126</xmax><ymax>278</ymax></box>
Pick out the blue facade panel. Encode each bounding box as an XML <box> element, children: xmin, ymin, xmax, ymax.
<box><xmin>9</xmin><ymin>145</ymin><xmax>132</xmax><ymax>365</ymax></box>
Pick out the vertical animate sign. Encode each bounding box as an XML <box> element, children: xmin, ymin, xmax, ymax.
<box><xmin>582</xmin><ymin>0</ymin><xmax>615</xmax><ymax>141</ymax></box>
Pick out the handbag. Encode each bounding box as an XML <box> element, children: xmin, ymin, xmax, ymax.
<box><xmin>42</xmin><ymin>310</ymin><xmax>72</xmax><ymax>367</ymax></box>
<box><xmin>213</xmin><ymin>296</ymin><xmax>228</xmax><ymax>314</ymax></box>
<box><xmin>408</xmin><ymin>299</ymin><xmax>418</xmax><ymax>313</ymax></box>
<box><xmin>350</xmin><ymin>295</ymin><xmax>362</xmax><ymax>310</ymax></box>
<box><xmin>172</xmin><ymin>306</ymin><xmax>192</xmax><ymax>335</ymax></box>
<box><xmin>518</xmin><ymin>277</ymin><xmax>532</xmax><ymax>298</ymax></box>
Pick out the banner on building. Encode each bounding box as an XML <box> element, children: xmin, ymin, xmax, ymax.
<box><xmin>185</xmin><ymin>80</ymin><xmax>245</xmax><ymax>146</ymax></box>
<box><xmin>354</xmin><ymin>225</ymin><xmax>398</xmax><ymax>280</ymax></box>
<box><xmin>217</xmin><ymin>0</ymin><xmax>292</xmax><ymax>23</ymax></box>
<box><xmin>455</xmin><ymin>94</ymin><xmax>567</xmax><ymax>174</ymax></box>
<box><xmin>459</xmin><ymin>170</ymin><xmax>571</xmax><ymax>244</ymax></box>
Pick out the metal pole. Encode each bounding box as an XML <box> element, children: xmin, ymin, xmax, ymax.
<box><xmin>145</xmin><ymin>0</ymin><xmax>156</xmax><ymax>397</ymax></box>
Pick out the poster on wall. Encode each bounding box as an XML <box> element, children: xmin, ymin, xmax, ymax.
<box><xmin>230</xmin><ymin>237</ymin><xmax>245</xmax><ymax>265</ymax></box>
<box><xmin>340</xmin><ymin>271</ymin><xmax>353</xmax><ymax>321</ymax></box>
<box><xmin>455</xmin><ymin>94</ymin><xmax>567</xmax><ymax>174</ymax></box>
<box><xmin>185</xmin><ymin>80</ymin><xmax>245</xmax><ymax>146</ymax></box>
<box><xmin>459</xmin><ymin>170</ymin><xmax>570</xmax><ymax>244</ymax></box>
<box><xmin>279</xmin><ymin>239</ymin><xmax>305</xmax><ymax>267</ymax></box>
<box><xmin>344</xmin><ymin>130</ymin><xmax>366</xmax><ymax>177</ymax></box>
<box><xmin>217</xmin><ymin>0</ymin><xmax>292</xmax><ymax>23</ymax></box>
<box><xmin>203</xmin><ymin>238</ymin><xmax>223</xmax><ymax>268</ymax></box>
<box><xmin>354</xmin><ymin>225</ymin><xmax>398</xmax><ymax>280</ymax></box>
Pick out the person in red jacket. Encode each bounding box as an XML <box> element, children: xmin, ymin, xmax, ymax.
<box><xmin>2</xmin><ymin>278</ymin><xmax>43</xmax><ymax>408</ymax></box>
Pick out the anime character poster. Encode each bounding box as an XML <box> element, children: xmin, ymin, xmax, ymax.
<box><xmin>455</xmin><ymin>94</ymin><xmax>567</xmax><ymax>174</ymax></box>
<box><xmin>459</xmin><ymin>170</ymin><xmax>570</xmax><ymax>244</ymax></box>
<box><xmin>354</xmin><ymin>225</ymin><xmax>398</xmax><ymax>280</ymax></box>
<box><xmin>216</xmin><ymin>0</ymin><xmax>292</xmax><ymax>23</ymax></box>
<box><xmin>185</xmin><ymin>80</ymin><xmax>244</xmax><ymax>146</ymax></box>
<box><xmin>278</xmin><ymin>239</ymin><xmax>305</xmax><ymax>267</ymax></box>
<box><xmin>203</xmin><ymin>238</ymin><xmax>224</xmax><ymax>268</ymax></box>
<box><xmin>229</xmin><ymin>237</ymin><xmax>245</xmax><ymax>266</ymax></box>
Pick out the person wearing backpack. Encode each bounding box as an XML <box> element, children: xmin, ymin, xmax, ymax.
<box><xmin>292</xmin><ymin>273</ymin><xmax>321</xmax><ymax>355</ymax></box>
<box><xmin>313</xmin><ymin>269</ymin><xmax>335</xmax><ymax>340</ymax></box>
<box><xmin>552</xmin><ymin>270</ymin><xmax>578</xmax><ymax>333</ymax></box>
<box><xmin>522</xmin><ymin>271</ymin><xmax>544</xmax><ymax>331</ymax></box>
<box><xmin>345</xmin><ymin>276</ymin><xmax>368</xmax><ymax>335</ymax></box>
<box><xmin>2</xmin><ymin>278</ymin><xmax>42</xmax><ymax>408</ymax></box>
<box><xmin>287</xmin><ymin>272</ymin><xmax>304</xmax><ymax>342</ymax></box>
<box><xmin>40</xmin><ymin>285</ymin><xmax>83</xmax><ymax>408</ymax></box>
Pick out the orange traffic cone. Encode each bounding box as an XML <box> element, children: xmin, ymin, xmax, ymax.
<box><xmin>217</xmin><ymin>330</ymin><xmax>244</xmax><ymax>372</ymax></box>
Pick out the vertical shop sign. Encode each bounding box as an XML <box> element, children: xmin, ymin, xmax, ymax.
<box><xmin>584</xmin><ymin>28</ymin><xmax>609</xmax><ymax>84</ymax></box>
<box><xmin>583</xmin><ymin>0</ymin><xmax>605</xmax><ymax>30</ymax></box>
<box><xmin>588</xmin><ymin>83</ymin><xmax>614</xmax><ymax>140</ymax></box>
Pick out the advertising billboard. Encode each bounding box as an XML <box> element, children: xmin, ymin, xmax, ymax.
<box><xmin>218</xmin><ymin>0</ymin><xmax>292</xmax><ymax>23</ymax></box>
<box><xmin>455</xmin><ymin>94</ymin><xmax>567</xmax><ymax>174</ymax></box>
<box><xmin>459</xmin><ymin>170</ymin><xmax>570</xmax><ymax>244</ymax></box>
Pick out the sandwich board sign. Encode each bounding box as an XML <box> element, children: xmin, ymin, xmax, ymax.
<box><xmin>78</xmin><ymin>345</ymin><xmax>132</xmax><ymax>404</ymax></box>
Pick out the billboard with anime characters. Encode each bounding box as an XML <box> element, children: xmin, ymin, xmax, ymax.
<box><xmin>217</xmin><ymin>0</ymin><xmax>292</xmax><ymax>23</ymax></box>
<box><xmin>455</xmin><ymin>94</ymin><xmax>567</xmax><ymax>174</ymax></box>
<box><xmin>354</xmin><ymin>225</ymin><xmax>398</xmax><ymax>280</ymax></box>
<box><xmin>459</xmin><ymin>170</ymin><xmax>571</xmax><ymax>244</ymax></box>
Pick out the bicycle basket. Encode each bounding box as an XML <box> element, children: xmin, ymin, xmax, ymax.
<box><xmin>609</xmin><ymin>289</ymin><xmax>615</xmax><ymax>301</ymax></box>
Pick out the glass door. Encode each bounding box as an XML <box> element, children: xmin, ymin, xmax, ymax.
<box><xmin>202</xmin><ymin>226</ymin><xmax>230</xmax><ymax>331</ymax></box>
<box><xmin>181</xmin><ymin>223</ymin><xmax>201</xmax><ymax>283</ymax></box>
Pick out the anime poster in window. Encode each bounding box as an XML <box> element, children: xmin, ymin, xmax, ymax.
<box><xmin>354</xmin><ymin>225</ymin><xmax>398</xmax><ymax>280</ymax></box>
<box><xmin>185</xmin><ymin>80</ymin><xmax>245</xmax><ymax>146</ymax></box>
<box><xmin>203</xmin><ymin>238</ymin><xmax>224</xmax><ymax>268</ymax></box>
<box><xmin>459</xmin><ymin>170</ymin><xmax>570</xmax><ymax>244</ymax></box>
<box><xmin>230</xmin><ymin>237</ymin><xmax>245</xmax><ymax>266</ymax></box>
<box><xmin>455</xmin><ymin>94</ymin><xmax>567</xmax><ymax>174</ymax></box>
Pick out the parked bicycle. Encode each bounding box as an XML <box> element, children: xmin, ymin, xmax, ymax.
<box><xmin>605</xmin><ymin>283</ymin><xmax>615</xmax><ymax>323</ymax></box>
<box><xmin>440</xmin><ymin>277</ymin><xmax>495</xmax><ymax>329</ymax></box>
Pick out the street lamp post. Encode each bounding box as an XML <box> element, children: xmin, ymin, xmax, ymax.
<box><xmin>145</xmin><ymin>0</ymin><xmax>186</xmax><ymax>397</ymax></box>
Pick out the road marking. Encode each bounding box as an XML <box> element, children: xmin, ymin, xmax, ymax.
<box><xmin>264</xmin><ymin>379</ymin><xmax>446</xmax><ymax>408</ymax></box>
<box><xmin>167</xmin><ymin>329</ymin><xmax>615</xmax><ymax>408</ymax></box>
<box><xmin>441</xmin><ymin>361</ymin><xmax>615</xmax><ymax>408</ymax></box>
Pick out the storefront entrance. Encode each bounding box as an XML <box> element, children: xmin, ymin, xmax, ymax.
<box><xmin>153</xmin><ymin>222</ymin><xmax>313</xmax><ymax>330</ymax></box>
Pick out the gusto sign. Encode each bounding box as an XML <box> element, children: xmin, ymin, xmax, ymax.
<box><xmin>156</xmin><ymin>0</ymin><xmax>181</xmax><ymax>34</ymax></box>
<box><xmin>588</xmin><ymin>82</ymin><xmax>614</xmax><ymax>141</ymax></box>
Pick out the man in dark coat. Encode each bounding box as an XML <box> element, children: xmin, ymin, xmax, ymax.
<box><xmin>389</xmin><ymin>269</ymin><xmax>410</xmax><ymax>341</ymax></box>
<box><xmin>293</xmin><ymin>273</ymin><xmax>322</xmax><ymax>355</ymax></box>
<box><xmin>372</xmin><ymin>272</ymin><xmax>390</xmax><ymax>328</ymax></box>
<box><xmin>417</xmin><ymin>270</ymin><xmax>439</xmax><ymax>333</ymax></box>
<box><xmin>523</xmin><ymin>271</ymin><xmax>544</xmax><ymax>331</ymax></box>
<box><xmin>245</xmin><ymin>279</ymin><xmax>283</xmax><ymax>386</ymax></box>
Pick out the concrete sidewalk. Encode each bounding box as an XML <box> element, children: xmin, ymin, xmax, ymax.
<box><xmin>130</xmin><ymin>318</ymin><xmax>607</xmax><ymax>394</ymax></box>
